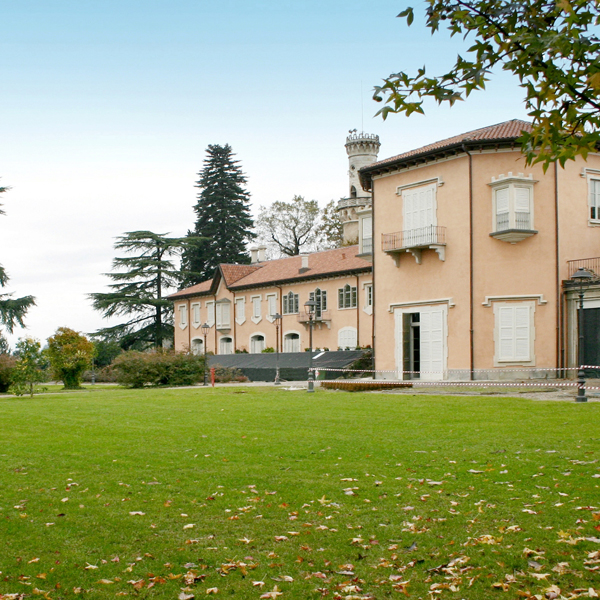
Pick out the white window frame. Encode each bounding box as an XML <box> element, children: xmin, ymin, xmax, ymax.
<box><xmin>338</xmin><ymin>284</ymin><xmax>357</xmax><ymax>310</ymax></box>
<box><xmin>215</xmin><ymin>300</ymin><xmax>231</xmax><ymax>329</ymax></box>
<box><xmin>402</xmin><ymin>182</ymin><xmax>437</xmax><ymax>232</ymax></box>
<box><xmin>493</xmin><ymin>301</ymin><xmax>536</xmax><ymax>366</ymax></box>
<box><xmin>190</xmin><ymin>337</ymin><xmax>203</xmax><ymax>356</ymax></box>
<box><xmin>309</xmin><ymin>288</ymin><xmax>327</xmax><ymax>319</ymax></box>
<box><xmin>191</xmin><ymin>302</ymin><xmax>201</xmax><ymax>329</ymax></box>
<box><xmin>251</xmin><ymin>295</ymin><xmax>262</xmax><ymax>324</ymax></box>
<box><xmin>363</xmin><ymin>283</ymin><xmax>373</xmax><ymax>315</ymax></box>
<box><xmin>250</xmin><ymin>332</ymin><xmax>266</xmax><ymax>354</ymax></box>
<box><xmin>178</xmin><ymin>304</ymin><xmax>188</xmax><ymax>330</ymax></box>
<box><xmin>488</xmin><ymin>174</ymin><xmax>537</xmax><ymax>233</ymax></box>
<box><xmin>588</xmin><ymin>175</ymin><xmax>600</xmax><ymax>223</ymax></box>
<box><xmin>219</xmin><ymin>336</ymin><xmax>233</xmax><ymax>355</ymax></box>
<box><xmin>205</xmin><ymin>300</ymin><xmax>215</xmax><ymax>327</ymax></box>
<box><xmin>266</xmin><ymin>293</ymin><xmax>278</xmax><ymax>322</ymax></box>
<box><xmin>283</xmin><ymin>330</ymin><xmax>301</xmax><ymax>353</ymax></box>
<box><xmin>235</xmin><ymin>297</ymin><xmax>246</xmax><ymax>325</ymax></box>
<box><xmin>338</xmin><ymin>326</ymin><xmax>358</xmax><ymax>350</ymax></box>
<box><xmin>358</xmin><ymin>213</ymin><xmax>373</xmax><ymax>254</ymax></box>
<box><xmin>282</xmin><ymin>291</ymin><xmax>299</xmax><ymax>315</ymax></box>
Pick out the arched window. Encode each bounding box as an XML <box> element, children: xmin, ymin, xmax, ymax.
<box><xmin>350</xmin><ymin>185</ymin><xmax>357</xmax><ymax>199</ymax></box>
<box><xmin>309</xmin><ymin>288</ymin><xmax>327</xmax><ymax>319</ymax></box>
<box><xmin>338</xmin><ymin>284</ymin><xmax>357</xmax><ymax>309</ymax></box>
<box><xmin>250</xmin><ymin>334</ymin><xmax>265</xmax><ymax>354</ymax></box>
<box><xmin>191</xmin><ymin>338</ymin><xmax>203</xmax><ymax>356</ymax></box>
<box><xmin>283</xmin><ymin>332</ymin><xmax>300</xmax><ymax>353</ymax></box>
<box><xmin>338</xmin><ymin>327</ymin><xmax>357</xmax><ymax>350</ymax></box>
<box><xmin>282</xmin><ymin>291</ymin><xmax>299</xmax><ymax>314</ymax></box>
<box><xmin>219</xmin><ymin>337</ymin><xmax>233</xmax><ymax>355</ymax></box>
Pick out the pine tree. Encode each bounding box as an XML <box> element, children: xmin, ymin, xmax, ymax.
<box><xmin>90</xmin><ymin>231</ymin><xmax>196</xmax><ymax>349</ymax></box>
<box><xmin>0</xmin><ymin>183</ymin><xmax>35</xmax><ymax>345</ymax></box>
<box><xmin>181</xmin><ymin>144</ymin><xmax>254</xmax><ymax>286</ymax></box>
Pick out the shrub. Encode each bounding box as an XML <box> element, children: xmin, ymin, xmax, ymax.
<box><xmin>0</xmin><ymin>354</ymin><xmax>17</xmax><ymax>393</ymax></box>
<box><xmin>261</xmin><ymin>347</ymin><xmax>275</xmax><ymax>353</ymax></box>
<box><xmin>112</xmin><ymin>351</ymin><xmax>206</xmax><ymax>388</ymax></box>
<box><xmin>46</xmin><ymin>327</ymin><xmax>94</xmax><ymax>389</ymax></box>
<box><xmin>82</xmin><ymin>366</ymin><xmax>119</xmax><ymax>383</ymax></box>
<box><xmin>211</xmin><ymin>364</ymin><xmax>249</xmax><ymax>383</ymax></box>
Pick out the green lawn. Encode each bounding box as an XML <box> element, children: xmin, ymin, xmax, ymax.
<box><xmin>0</xmin><ymin>387</ymin><xmax>598</xmax><ymax>599</ymax></box>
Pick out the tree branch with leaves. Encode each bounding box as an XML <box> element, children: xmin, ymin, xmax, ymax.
<box><xmin>374</xmin><ymin>0</ymin><xmax>600</xmax><ymax>168</ymax></box>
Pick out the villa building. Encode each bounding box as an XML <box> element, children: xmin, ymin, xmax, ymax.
<box><xmin>169</xmin><ymin>246</ymin><xmax>372</xmax><ymax>355</ymax></box>
<box><xmin>360</xmin><ymin>119</ymin><xmax>600</xmax><ymax>380</ymax></box>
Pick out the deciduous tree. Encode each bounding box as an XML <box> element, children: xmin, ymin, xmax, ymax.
<box><xmin>46</xmin><ymin>327</ymin><xmax>94</xmax><ymax>390</ymax></box>
<box><xmin>373</xmin><ymin>0</ymin><xmax>600</xmax><ymax>168</ymax></box>
<box><xmin>12</xmin><ymin>337</ymin><xmax>47</xmax><ymax>397</ymax></box>
<box><xmin>90</xmin><ymin>231</ymin><xmax>195</xmax><ymax>349</ymax></box>
<box><xmin>181</xmin><ymin>144</ymin><xmax>255</xmax><ymax>285</ymax></box>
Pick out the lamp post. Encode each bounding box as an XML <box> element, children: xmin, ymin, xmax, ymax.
<box><xmin>273</xmin><ymin>313</ymin><xmax>282</xmax><ymax>385</ymax></box>
<box><xmin>304</xmin><ymin>299</ymin><xmax>317</xmax><ymax>393</ymax></box>
<box><xmin>201</xmin><ymin>323</ymin><xmax>210</xmax><ymax>387</ymax></box>
<box><xmin>571</xmin><ymin>268</ymin><xmax>593</xmax><ymax>402</ymax></box>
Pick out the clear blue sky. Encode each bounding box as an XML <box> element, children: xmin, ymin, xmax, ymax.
<box><xmin>0</xmin><ymin>0</ymin><xmax>528</xmax><ymax>345</ymax></box>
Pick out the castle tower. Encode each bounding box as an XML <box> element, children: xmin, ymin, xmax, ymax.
<box><xmin>337</xmin><ymin>131</ymin><xmax>380</xmax><ymax>246</ymax></box>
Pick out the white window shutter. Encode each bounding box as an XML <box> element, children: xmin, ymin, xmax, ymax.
<box><xmin>498</xmin><ymin>306</ymin><xmax>515</xmax><ymax>361</ymax></box>
<box><xmin>514</xmin><ymin>306</ymin><xmax>531</xmax><ymax>360</ymax></box>
<box><xmin>515</xmin><ymin>187</ymin><xmax>530</xmax><ymax>212</ymax></box>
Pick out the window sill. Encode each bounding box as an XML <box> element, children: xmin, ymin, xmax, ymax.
<box><xmin>337</xmin><ymin>306</ymin><xmax>358</xmax><ymax>311</ymax></box>
<box><xmin>489</xmin><ymin>229</ymin><xmax>537</xmax><ymax>243</ymax></box>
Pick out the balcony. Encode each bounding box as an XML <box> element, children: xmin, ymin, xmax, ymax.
<box><xmin>567</xmin><ymin>257</ymin><xmax>600</xmax><ymax>279</ymax></box>
<box><xmin>382</xmin><ymin>225</ymin><xmax>446</xmax><ymax>265</ymax></box>
<box><xmin>490</xmin><ymin>212</ymin><xmax>537</xmax><ymax>243</ymax></box>
<box><xmin>297</xmin><ymin>312</ymin><xmax>331</xmax><ymax>329</ymax></box>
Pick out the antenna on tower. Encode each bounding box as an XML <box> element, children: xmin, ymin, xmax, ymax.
<box><xmin>361</xmin><ymin>80</ymin><xmax>364</xmax><ymax>133</ymax></box>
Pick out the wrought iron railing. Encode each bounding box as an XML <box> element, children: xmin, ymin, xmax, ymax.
<box><xmin>382</xmin><ymin>225</ymin><xmax>446</xmax><ymax>252</ymax></box>
<box><xmin>567</xmin><ymin>257</ymin><xmax>600</xmax><ymax>278</ymax></box>
<box><xmin>495</xmin><ymin>211</ymin><xmax>531</xmax><ymax>231</ymax></box>
<box><xmin>297</xmin><ymin>312</ymin><xmax>329</xmax><ymax>323</ymax></box>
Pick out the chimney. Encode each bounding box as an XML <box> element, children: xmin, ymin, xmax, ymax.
<box><xmin>299</xmin><ymin>253</ymin><xmax>309</xmax><ymax>274</ymax></box>
<box><xmin>250</xmin><ymin>247</ymin><xmax>259</xmax><ymax>263</ymax></box>
<box><xmin>257</xmin><ymin>245</ymin><xmax>267</xmax><ymax>262</ymax></box>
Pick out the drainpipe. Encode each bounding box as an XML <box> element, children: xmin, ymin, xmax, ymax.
<box><xmin>371</xmin><ymin>186</ymin><xmax>376</xmax><ymax>372</ymax></box>
<box><xmin>554</xmin><ymin>161</ymin><xmax>562</xmax><ymax>374</ymax></box>
<box><xmin>277</xmin><ymin>286</ymin><xmax>283</xmax><ymax>353</ymax></box>
<box><xmin>462</xmin><ymin>143</ymin><xmax>475</xmax><ymax>381</ymax></box>
<box><xmin>356</xmin><ymin>275</ymin><xmax>360</xmax><ymax>347</ymax></box>
<box><xmin>213</xmin><ymin>295</ymin><xmax>217</xmax><ymax>353</ymax></box>
<box><xmin>188</xmin><ymin>299</ymin><xmax>191</xmax><ymax>351</ymax></box>
<box><xmin>233</xmin><ymin>294</ymin><xmax>237</xmax><ymax>353</ymax></box>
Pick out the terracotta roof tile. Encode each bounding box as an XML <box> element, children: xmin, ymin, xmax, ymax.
<box><xmin>167</xmin><ymin>278</ymin><xmax>213</xmax><ymax>299</ymax></box>
<box><xmin>228</xmin><ymin>245</ymin><xmax>370</xmax><ymax>290</ymax></box>
<box><xmin>168</xmin><ymin>246</ymin><xmax>372</xmax><ymax>300</ymax></box>
<box><xmin>364</xmin><ymin>119</ymin><xmax>533</xmax><ymax>170</ymax></box>
<box><xmin>220</xmin><ymin>263</ymin><xmax>263</xmax><ymax>286</ymax></box>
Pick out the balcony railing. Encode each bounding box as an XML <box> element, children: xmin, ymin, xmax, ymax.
<box><xmin>382</xmin><ymin>225</ymin><xmax>446</xmax><ymax>252</ymax></box>
<box><xmin>297</xmin><ymin>312</ymin><xmax>330</xmax><ymax>324</ymax></box>
<box><xmin>567</xmin><ymin>257</ymin><xmax>600</xmax><ymax>278</ymax></box>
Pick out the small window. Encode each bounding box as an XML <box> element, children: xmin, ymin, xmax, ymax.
<box><xmin>309</xmin><ymin>288</ymin><xmax>327</xmax><ymax>318</ymax></box>
<box><xmin>216</xmin><ymin>302</ymin><xmax>231</xmax><ymax>329</ymax></box>
<box><xmin>494</xmin><ymin>302</ymin><xmax>535</xmax><ymax>364</ymax></box>
<box><xmin>338</xmin><ymin>327</ymin><xmax>357</xmax><ymax>350</ymax></box>
<box><xmin>590</xmin><ymin>179</ymin><xmax>600</xmax><ymax>221</ymax></box>
<box><xmin>250</xmin><ymin>334</ymin><xmax>265</xmax><ymax>354</ymax></box>
<box><xmin>191</xmin><ymin>303</ymin><xmax>201</xmax><ymax>328</ymax></box>
<box><xmin>178</xmin><ymin>304</ymin><xmax>188</xmax><ymax>330</ymax></box>
<box><xmin>350</xmin><ymin>185</ymin><xmax>357</xmax><ymax>199</ymax></box>
<box><xmin>283</xmin><ymin>332</ymin><xmax>300</xmax><ymax>353</ymax></box>
<box><xmin>365</xmin><ymin>284</ymin><xmax>373</xmax><ymax>308</ymax></box>
<box><xmin>191</xmin><ymin>338</ymin><xmax>203</xmax><ymax>356</ymax></box>
<box><xmin>205</xmin><ymin>301</ymin><xmax>215</xmax><ymax>327</ymax></box>
<box><xmin>219</xmin><ymin>336</ymin><xmax>233</xmax><ymax>355</ymax></box>
<box><xmin>338</xmin><ymin>284</ymin><xmax>357</xmax><ymax>309</ymax></box>
<box><xmin>283</xmin><ymin>292</ymin><xmax>299</xmax><ymax>315</ymax></box>
<box><xmin>267</xmin><ymin>294</ymin><xmax>277</xmax><ymax>319</ymax></box>
<box><xmin>251</xmin><ymin>296</ymin><xmax>262</xmax><ymax>323</ymax></box>
<box><xmin>235</xmin><ymin>297</ymin><xmax>245</xmax><ymax>324</ymax></box>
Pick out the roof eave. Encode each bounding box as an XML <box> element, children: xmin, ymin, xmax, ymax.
<box><xmin>359</xmin><ymin>137</ymin><xmax>522</xmax><ymax>191</ymax></box>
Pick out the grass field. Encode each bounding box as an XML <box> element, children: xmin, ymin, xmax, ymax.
<box><xmin>0</xmin><ymin>386</ymin><xmax>599</xmax><ymax>599</ymax></box>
